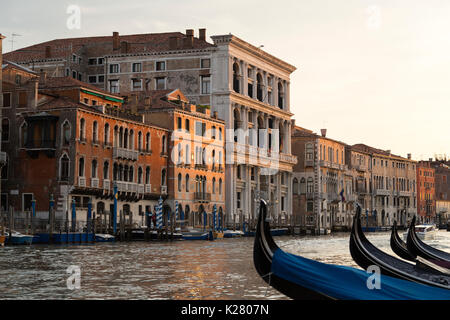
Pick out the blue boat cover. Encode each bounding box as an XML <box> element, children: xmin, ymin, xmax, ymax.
<box><xmin>271</xmin><ymin>248</ymin><xmax>450</xmax><ymax>300</ymax></box>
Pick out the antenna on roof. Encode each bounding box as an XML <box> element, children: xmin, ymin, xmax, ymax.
<box><xmin>9</xmin><ymin>33</ymin><xmax>22</xmax><ymax>51</ymax></box>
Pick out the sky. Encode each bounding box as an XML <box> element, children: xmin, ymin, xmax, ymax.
<box><xmin>0</xmin><ymin>0</ymin><xmax>449</xmax><ymax>161</ymax></box>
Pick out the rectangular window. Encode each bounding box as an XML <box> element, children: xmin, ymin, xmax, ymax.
<box><xmin>132</xmin><ymin>79</ymin><xmax>142</xmax><ymax>90</ymax></box>
<box><xmin>201</xmin><ymin>59</ymin><xmax>210</xmax><ymax>68</ymax></box>
<box><xmin>109</xmin><ymin>80</ymin><xmax>119</xmax><ymax>93</ymax></box>
<box><xmin>201</xmin><ymin>76</ymin><xmax>210</xmax><ymax>94</ymax></box>
<box><xmin>248</xmin><ymin>83</ymin><xmax>253</xmax><ymax>98</ymax></box>
<box><xmin>78</xmin><ymin>73</ymin><xmax>82</xmax><ymax>81</ymax></box>
<box><xmin>88</xmin><ymin>76</ymin><xmax>97</xmax><ymax>83</ymax></box>
<box><xmin>98</xmin><ymin>58</ymin><xmax>105</xmax><ymax>65</ymax></box>
<box><xmin>307</xmin><ymin>201</ymin><xmax>314</xmax><ymax>212</ymax></box>
<box><xmin>195</xmin><ymin>121</ymin><xmax>206</xmax><ymax>136</ymax></box>
<box><xmin>185</xmin><ymin>119</ymin><xmax>190</xmax><ymax>132</ymax></box>
<box><xmin>72</xmin><ymin>71</ymin><xmax>77</xmax><ymax>79</ymax></box>
<box><xmin>237</xmin><ymin>192</ymin><xmax>241</xmax><ymax>209</ymax></box>
<box><xmin>177</xmin><ymin>117</ymin><xmax>182</xmax><ymax>130</ymax></box>
<box><xmin>84</xmin><ymin>98</ymin><xmax>89</xmax><ymax>104</ymax></box>
<box><xmin>156</xmin><ymin>77</ymin><xmax>166</xmax><ymax>90</ymax></box>
<box><xmin>2</xmin><ymin>93</ymin><xmax>11</xmax><ymax>108</ymax></box>
<box><xmin>88</xmin><ymin>58</ymin><xmax>97</xmax><ymax>65</ymax></box>
<box><xmin>98</xmin><ymin>75</ymin><xmax>105</xmax><ymax>83</ymax></box>
<box><xmin>156</xmin><ymin>61</ymin><xmax>166</xmax><ymax>71</ymax></box>
<box><xmin>110</xmin><ymin>64</ymin><xmax>119</xmax><ymax>74</ymax></box>
<box><xmin>132</xmin><ymin>63</ymin><xmax>142</xmax><ymax>72</ymax></box>
<box><xmin>22</xmin><ymin>193</ymin><xmax>33</xmax><ymax>212</ymax></box>
<box><xmin>1</xmin><ymin>193</ymin><xmax>7</xmax><ymax>211</ymax></box>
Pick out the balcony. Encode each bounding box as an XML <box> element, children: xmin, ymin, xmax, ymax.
<box><xmin>91</xmin><ymin>178</ymin><xmax>99</xmax><ymax>188</ymax></box>
<box><xmin>306</xmin><ymin>192</ymin><xmax>315</xmax><ymax>200</ymax></box>
<box><xmin>145</xmin><ymin>184</ymin><xmax>152</xmax><ymax>194</ymax></box>
<box><xmin>138</xmin><ymin>184</ymin><xmax>145</xmax><ymax>194</ymax></box>
<box><xmin>103</xmin><ymin>179</ymin><xmax>110</xmax><ymax>191</ymax></box>
<box><xmin>305</xmin><ymin>159</ymin><xmax>314</xmax><ymax>167</ymax></box>
<box><xmin>374</xmin><ymin>189</ymin><xmax>391</xmax><ymax>196</ymax></box>
<box><xmin>113</xmin><ymin>147</ymin><xmax>139</xmax><ymax>161</ymax></box>
<box><xmin>280</xmin><ymin>153</ymin><xmax>298</xmax><ymax>165</ymax></box>
<box><xmin>354</xmin><ymin>164</ymin><xmax>367</xmax><ymax>172</ymax></box>
<box><xmin>78</xmin><ymin>176</ymin><xmax>86</xmax><ymax>187</ymax></box>
<box><xmin>327</xmin><ymin>193</ymin><xmax>341</xmax><ymax>203</ymax></box>
<box><xmin>161</xmin><ymin>185</ymin><xmax>167</xmax><ymax>195</ymax></box>
<box><xmin>194</xmin><ymin>192</ymin><xmax>211</xmax><ymax>202</ymax></box>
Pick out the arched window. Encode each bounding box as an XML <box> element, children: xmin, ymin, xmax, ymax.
<box><xmin>185</xmin><ymin>144</ymin><xmax>190</xmax><ymax>164</ymax></box>
<box><xmin>257</xmin><ymin>73</ymin><xmax>263</xmax><ymax>102</ymax></box>
<box><xmin>161</xmin><ymin>135</ymin><xmax>166</xmax><ymax>154</ymax></box>
<box><xmin>146</xmin><ymin>132</ymin><xmax>150</xmax><ymax>152</ymax></box>
<box><xmin>293</xmin><ymin>178</ymin><xmax>299</xmax><ymax>195</ymax></box>
<box><xmin>178</xmin><ymin>173</ymin><xmax>182</xmax><ymax>192</ymax></box>
<box><xmin>300</xmin><ymin>178</ymin><xmax>306</xmax><ymax>194</ymax></box>
<box><xmin>113</xmin><ymin>163</ymin><xmax>118</xmax><ymax>180</ymax></box>
<box><xmin>129</xmin><ymin>129</ymin><xmax>134</xmax><ymax>150</ymax></box>
<box><xmin>307</xmin><ymin>177</ymin><xmax>313</xmax><ymax>193</ymax></box>
<box><xmin>145</xmin><ymin>166</ymin><xmax>150</xmax><ymax>184</ymax></box>
<box><xmin>119</xmin><ymin>127</ymin><xmax>123</xmax><ymax>147</ymax></box>
<box><xmin>60</xmin><ymin>154</ymin><xmax>70</xmax><ymax>181</ymax></box>
<box><xmin>278</xmin><ymin>81</ymin><xmax>284</xmax><ymax>109</ymax></box>
<box><xmin>78</xmin><ymin>157</ymin><xmax>85</xmax><ymax>177</ymax></box>
<box><xmin>2</xmin><ymin>118</ymin><xmax>10</xmax><ymax>142</ymax></box>
<box><xmin>103</xmin><ymin>161</ymin><xmax>109</xmax><ymax>179</ymax></box>
<box><xmin>233</xmin><ymin>62</ymin><xmax>240</xmax><ymax>93</ymax></box>
<box><xmin>233</xmin><ymin>108</ymin><xmax>241</xmax><ymax>142</ymax></box>
<box><xmin>91</xmin><ymin>159</ymin><xmax>98</xmax><ymax>178</ymax></box>
<box><xmin>219</xmin><ymin>178</ymin><xmax>223</xmax><ymax>195</ymax></box>
<box><xmin>138</xmin><ymin>167</ymin><xmax>143</xmax><ymax>184</ymax></box>
<box><xmin>79</xmin><ymin>118</ymin><xmax>85</xmax><ymax>141</ymax></box>
<box><xmin>92</xmin><ymin>121</ymin><xmax>98</xmax><ymax>143</ymax></box>
<box><xmin>138</xmin><ymin>131</ymin><xmax>142</xmax><ymax>151</ymax></box>
<box><xmin>161</xmin><ymin>168</ymin><xmax>166</xmax><ymax>186</ymax></box>
<box><xmin>124</xmin><ymin>128</ymin><xmax>128</xmax><ymax>149</ymax></box>
<box><xmin>1</xmin><ymin>155</ymin><xmax>8</xmax><ymax>180</ymax></box>
<box><xmin>128</xmin><ymin>166</ymin><xmax>134</xmax><ymax>182</ymax></box>
<box><xmin>212</xmin><ymin>177</ymin><xmax>216</xmax><ymax>194</ymax></box>
<box><xmin>104</xmin><ymin>123</ymin><xmax>110</xmax><ymax>145</ymax></box>
<box><xmin>185</xmin><ymin>174</ymin><xmax>190</xmax><ymax>192</ymax></box>
<box><xmin>62</xmin><ymin>120</ymin><xmax>71</xmax><ymax>146</ymax></box>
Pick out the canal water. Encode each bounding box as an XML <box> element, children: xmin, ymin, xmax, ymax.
<box><xmin>1</xmin><ymin>230</ymin><xmax>449</xmax><ymax>300</ymax></box>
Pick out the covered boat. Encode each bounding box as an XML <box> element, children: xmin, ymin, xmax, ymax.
<box><xmin>254</xmin><ymin>200</ymin><xmax>450</xmax><ymax>299</ymax></box>
<box><xmin>406</xmin><ymin>216</ymin><xmax>450</xmax><ymax>268</ymax></box>
<box><xmin>350</xmin><ymin>206</ymin><xmax>450</xmax><ymax>289</ymax></box>
<box><xmin>390</xmin><ymin>221</ymin><xmax>415</xmax><ymax>262</ymax></box>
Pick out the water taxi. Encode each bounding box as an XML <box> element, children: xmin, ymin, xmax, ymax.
<box><xmin>403</xmin><ymin>224</ymin><xmax>437</xmax><ymax>241</ymax></box>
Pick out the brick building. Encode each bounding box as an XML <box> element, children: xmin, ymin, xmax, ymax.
<box><xmin>416</xmin><ymin>161</ymin><xmax>436</xmax><ymax>223</ymax></box>
<box><xmin>1</xmin><ymin>64</ymin><xmax>169</xmax><ymax>229</ymax></box>
<box><xmin>132</xmin><ymin>88</ymin><xmax>226</xmax><ymax>228</ymax></box>
<box><xmin>5</xmin><ymin>29</ymin><xmax>298</xmax><ymax>224</ymax></box>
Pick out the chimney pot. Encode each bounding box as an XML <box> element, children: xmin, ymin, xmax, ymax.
<box><xmin>186</xmin><ymin>29</ymin><xmax>194</xmax><ymax>37</ymax></box>
<box><xmin>320</xmin><ymin>129</ymin><xmax>327</xmax><ymax>137</ymax></box>
<box><xmin>407</xmin><ymin>153</ymin><xmax>411</xmax><ymax>160</ymax></box>
<box><xmin>199</xmin><ymin>28</ymin><xmax>206</xmax><ymax>41</ymax></box>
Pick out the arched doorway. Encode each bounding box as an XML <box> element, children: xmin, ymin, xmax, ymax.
<box><xmin>199</xmin><ymin>204</ymin><xmax>205</xmax><ymax>227</ymax></box>
<box><xmin>163</xmin><ymin>205</ymin><xmax>172</xmax><ymax>227</ymax></box>
<box><xmin>185</xmin><ymin>205</ymin><xmax>191</xmax><ymax>226</ymax></box>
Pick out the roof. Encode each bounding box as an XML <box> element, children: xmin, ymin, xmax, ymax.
<box><xmin>4</xmin><ymin>32</ymin><xmax>215</xmax><ymax>63</ymax></box>
<box><xmin>38</xmin><ymin>76</ymin><xmax>123</xmax><ymax>100</ymax></box>
<box><xmin>2</xmin><ymin>60</ymin><xmax>38</xmax><ymax>75</ymax></box>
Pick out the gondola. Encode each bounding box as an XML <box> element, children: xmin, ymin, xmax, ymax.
<box><xmin>390</xmin><ymin>221</ymin><xmax>415</xmax><ymax>262</ymax></box>
<box><xmin>254</xmin><ymin>200</ymin><xmax>450</xmax><ymax>299</ymax></box>
<box><xmin>350</xmin><ymin>205</ymin><xmax>450</xmax><ymax>289</ymax></box>
<box><xmin>406</xmin><ymin>216</ymin><xmax>450</xmax><ymax>268</ymax></box>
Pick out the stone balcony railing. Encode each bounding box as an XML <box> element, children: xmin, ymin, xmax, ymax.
<box><xmin>113</xmin><ymin>147</ymin><xmax>139</xmax><ymax>161</ymax></box>
<box><xmin>103</xmin><ymin>179</ymin><xmax>110</xmax><ymax>191</ymax></box>
<box><xmin>305</xmin><ymin>159</ymin><xmax>314</xmax><ymax>167</ymax></box>
<box><xmin>78</xmin><ymin>176</ymin><xmax>86</xmax><ymax>187</ymax></box>
<box><xmin>145</xmin><ymin>184</ymin><xmax>152</xmax><ymax>193</ymax></box>
<box><xmin>161</xmin><ymin>185</ymin><xmax>167</xmax><ymax>195</ymax></box>
<box><xmin>374</xmin><ymin>189</ymin><xmax>391</xmax><ymax>196</ymax></box>
<box><xmin>91</xmin><ymin>178</ymin><xmax>99</xmax><ymax>188</ymax></box>
<box><xmin>194</xmin><ymin>192</ymin><xmax>211</xmax><ymax>202</ymax></box>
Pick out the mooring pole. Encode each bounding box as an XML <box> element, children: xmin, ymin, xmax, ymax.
<box><xmin>113</xmin><ymin>183</ymin><xmax>118</xmax><ymax>236</ymax></box>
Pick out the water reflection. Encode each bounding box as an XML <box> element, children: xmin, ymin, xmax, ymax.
<box><xmin>0</xmin><ymin>230</ymin><xmax>449</xmax><ymax>300</ymax></box>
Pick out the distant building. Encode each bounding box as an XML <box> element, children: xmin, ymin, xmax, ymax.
<box><xmin>130</xmin><ymin>88</ymin><xmax>226</xmax><ymax>228</ymax></box>
<box><xmin>416</xmin><ymin>161</ymin><xmax>436</xmax><ymax>223</ymax></box>
<box><xmin>1</xmin><ymin>63</ymin><xmax>169</xmax><ymax>228</ymax></box>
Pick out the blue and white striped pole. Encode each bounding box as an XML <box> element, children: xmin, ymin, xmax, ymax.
<box><xmin>157</xmin><ymin>196</ymin><xmax>163</xmax><ymax>229</ymax></box>
<box><xmin>213</xmin><ymin>204</ymin><xmax>217</xmax><ymax>232</ymax></box>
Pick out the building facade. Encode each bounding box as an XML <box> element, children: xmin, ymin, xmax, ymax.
<box><xmin>136</xmin><ymin>89</ymin><xmax>226</xmax><ymax>228</ymax></box>
<box><xmin>5</xmin><ymin>30</ymin><xmax>298</xmax><ymax>224</ymax></box>
<box><xmin>416</xmin><ymin>161</ymin><xmax>436</xmax><ymax>223</ymax></box>
<box><xmin>1</xmin><ymin>68</ymin><xmax>169</xmax><ymax>229</ymax></box>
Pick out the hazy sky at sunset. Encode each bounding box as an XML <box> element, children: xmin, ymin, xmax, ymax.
<box><xmin>1</xmin><ymin>0</ymin><xmax>449</xmax><ymax>160</ymax></box>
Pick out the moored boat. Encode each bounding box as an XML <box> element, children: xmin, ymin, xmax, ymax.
<box><xmin>182</xmin><ymin>231</ymin><xmax>209</xmax><ymax>240</ymax></box>
<box><xmin>254</xmin><ymin>199</ymin><xmax>450</xmax><ymax>299</ymax></box>
<box><xmin>390</xmin><ymin>221</ymin><xmax>416</xmax><ymax>262</ymax></box>
<box><xmin>0</xmin><ymin>234</ymin><xmax>5</xmax><ymax>246</ymax></box>
<box><xmin>403</xmin><ymin>224</ymin><xmax>437</xmax><ymax>241</ymax></box>
<box><xmin>406</xmin><ymin>216</ymin><xmax>450</xmax><ymax>268</ymax></box>
<box><xmin>350</xmin><ymin>206</ymin><xmax>450</xmax><ymax>289</ymax></box>
<box><xmin>5</xmin><ymin>231</ymin><xmax>33</xmax><ymax>245</ymax></box>
<box><xmin>95</xmin><ymin>234</ymin><xmax>116</xmax><ymax>242</ymax></box>
<box><xmin>223</xmin><ymin>230</ymin><xmax>244</xmax><ymax>238</ymax></box>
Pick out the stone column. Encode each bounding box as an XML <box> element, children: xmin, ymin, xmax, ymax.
<box><xmin>286</xmin><ymin>81</ymin><xmax>290</xmax><ymax>112</ymax></box>
<box><xmin>242</xmin><ymin>61</ymin><xmax>248</xmax><ymax>96</ymax></box>
<box><xmin>228</xmin><ymin>56</ymin><xmax>234</xmax><ymax>91</ymax></box>
<box><xmin>273</xmin><ymin>77</ymin><xmax>279</xmax><ymax>108</ymax></box>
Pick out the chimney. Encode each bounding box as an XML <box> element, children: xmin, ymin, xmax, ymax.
<box><xmin>40</xmin><ymin>71</ymin><xmax>47</xmax><ymax>82</ymax></box>
<box><xmin>213</xmin><ymin>111</ymin><xmax>218</xmax><ymax>119</ymax></box>
<box><xmin>169</xmin><ymin>36</ymin><xmax>178</xmax><ymax>50</ymax></box>
<box><xmin>45</xmin><ymin>46</ymin><xmax>51</xmax><ymax>58</ymax></box>
<box><xmin>199</xmin><ymin>28</ymin><xmax>206</xmax><ymax>41</ymax></box>
<box><xmin>113</xmin><ymin>31</ymin><xmax>120</xmax><ymax>50</ymax></box>
<box><xmin>320</xmin><ymin>129</ymin><xmax>327</xmax><ymax>137</ymax></box>
<box><xmin>407</xmin><ymin>153</ymin><xmax>411</xmax><ymax>160</ymax></box>
<box><xmin>386</xmin><ymin>150</ymin><xmax>391</xmax><ymax>155</ymax></box>
<box><xmin>184</xmin><ymin>29</ymin><xmax>194</xmax><ymax>48</ymax></box>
